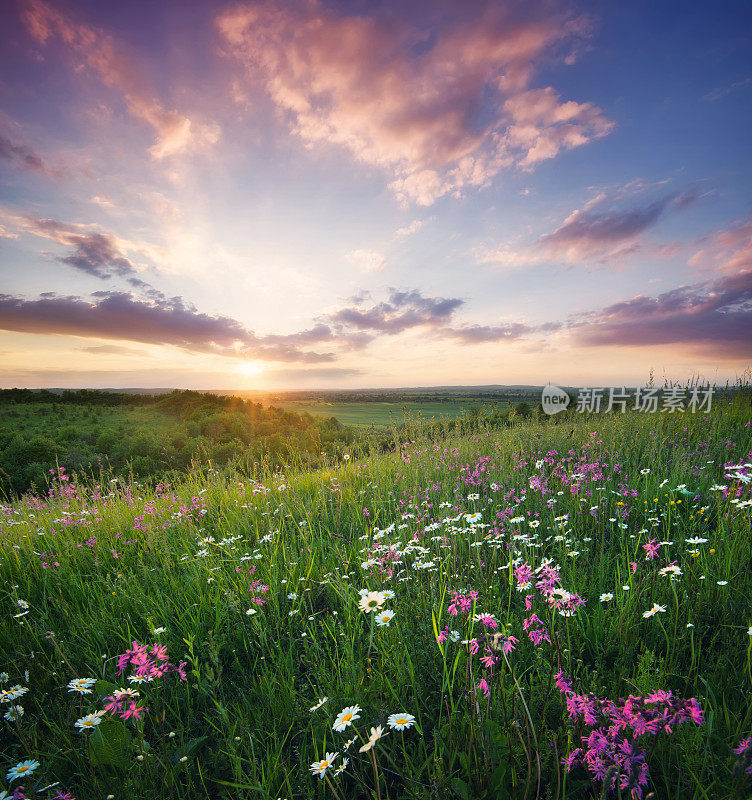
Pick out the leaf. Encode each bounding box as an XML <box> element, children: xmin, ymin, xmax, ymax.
<box><xmin>171</xmin><ymin>735</ymin><xmax>209</xmax><ymax>765</ymax></box>
<box><xmin>451</xmin><ymin>777</ymin><xmax>470</xmax><ymax>800</ymax></box>
<box><xmin>88</xmin><ymin>719</ymin><xmax>131</xmax><ymax>770</ymax></box>
<box><xmin>94</xmin><ymin>679</ymin><xmax>117</xmax><ymax>699</ymax></box>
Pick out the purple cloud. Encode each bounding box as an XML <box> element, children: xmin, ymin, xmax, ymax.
<box><xmin>0</xmin><ymin>292</ymin><xmax>335</xmax><ymax>363</ymax></box>
<box><xmin>329</xmin><ymin>289</ymin><xmax>464</xmax><ymax>334</ymax></box>
<box><xmin>538</xmin><ymin>188</ymin><xmax>702</xmax><ymax>264</ymax></box>
<box><xmin>0</xmin><ymin>131</ymin><xmax>51</xmax><ymax>176</ymax></box>
<box><xmin>571</xmin><ymin>269</ymin><xmax>752</xmax><ymax>358</ymax></box>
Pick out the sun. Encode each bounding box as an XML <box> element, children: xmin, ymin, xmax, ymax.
<box><xmin>237</xmin><ymin>361</ymin><xmax>262</xmax><ymax>376</ymax></box>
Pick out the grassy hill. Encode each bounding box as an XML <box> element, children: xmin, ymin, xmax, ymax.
<box><xmin>0</xmin><ymin>395</ymin><xmax>751</xmax><ymax>799</ymax></box>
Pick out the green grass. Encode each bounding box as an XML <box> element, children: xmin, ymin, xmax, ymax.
<box><xmin>271</xmin><ymin>399</ymin><xmax>487</xmax><ymax>426</ymax></box>
<box><xmin>1</xmin><ymin>398</ymin><xmax>751</xmax><ymax>799</ymax></box>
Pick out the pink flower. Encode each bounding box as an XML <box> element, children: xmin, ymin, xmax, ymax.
<box><xmin>643</xmin><ymin>538</ymin><xmax>660</xmax><ymax>560</ymax></box>
<box><xmin>120</xmin><ymin>701</ymin><xmax>148</xmax><ymax>721</ymax></box>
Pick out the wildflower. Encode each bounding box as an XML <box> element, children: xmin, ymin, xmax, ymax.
<box><xmin>309</xmin><ymin>752</ymin><xmax>338</xmax><ymax>779</ymax></box>
<box><xmin>75</xmin><ymin>711</ymin><xmax>106</xmax><ymax>732</ymax></box>
<box><xmin>152</xmin><ymin>627</ymin><xmax>166</xmax><ymax>634</ymax></box>
<box><xmin>717</xmin><ymin>580</ymin><xmax>728</xmax><ymax>586</ymax></box>
<box><xmin>333</xmin><ymin>758</ymin><xmax>349</xmax><ymax>776</ymax></box>
<box><xmin>358</xmin><ymin>591</ymin><xmax>386</xmax><ymax>613</ymax></box>
<box><xmin>245</xmin><ymin>608</ymin><xmax>257</xmax><ymax>616</ymax></box>
<box><xmin>4</xmin><ymin>705</ymin><xmax>23</xmax><ymax>721</ymax></box>
<box><xmin>310</xmin><ymin>697</ymin><xmax>328</xmax><ymax>712</ymax></box>
<box><xmin>6</xmin><ymin>760</ymin><xmax>40</xmax><ymax>782</ymax></box>
<box><xmin>67</xmin><ymin>677</ymin><xmax>97</xmax><ymax>694</ymax></box>
<box><xmin>643</xmin><ymin>603</ymin><xmax>666</xmax><ymax>618</ymax></box>
<box><xmin>375</xmin><ymin>609</ymin><xmax>395</xmax><ymax>627</ymax></box>
<box><xmin>2</xmin><ymin>685</ymin><xmax>28</xmax><ymax>701</ymax></box>
<box><xmin>599</xmin><ymin>593</ymin><xmax>614</xmax><ymax>602</ymax></box>
<box><xmin>382</xmin><ymin>590</ymin><xmax>395</xmax><ymax>600</ymax></box>
<box><xmin>464</xmin><ymin>512</ymin><xmax>482</xmax><ymax>524</ymax></box>
<box><xmin>287</xmin><ymin>592</ymin><xmax>298</xmax><ymax>600</ymax></box>
<box><xmin>359</xmin><ymin>725</ymin><xmax>387</xmax><ymax>752</ymax></box>
<box><xmin>0</xmin><ymin>673</ymin><xmax>8</xmax><ymax>683</ymax></box>
<box><xmin>387</xmin><ymin>713</ymin><xmax>416</xmax><ymax>731</ymax></box>
<box><xmin>120</xmin><ymin>701</ymin><xmax>147</xmax><ymax>721</ymax></box>
<box><xmin>333</xmin><ymin>705</ymin><xmax>361</xmax><ymax>732</ymax></box>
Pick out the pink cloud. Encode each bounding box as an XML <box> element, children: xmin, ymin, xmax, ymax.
<box><xmin>688</xmin><ymin>219</ymin><xmax>752</xmax><ymax>275</ymax></box>
<box><xmin>21</xmin><ymin>0</ymin><xmax>219</xmax><ymax>159</ymax></box>
<box><xmin>217</xmin><ymin>0</ymin><xmax>612</xmax><ymax>205</ymax></box>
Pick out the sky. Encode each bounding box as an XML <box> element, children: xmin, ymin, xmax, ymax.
<box><xmin>0</xmin><ymin>0</ymin><xmax>750</xmax><ymax>390</ymax></box>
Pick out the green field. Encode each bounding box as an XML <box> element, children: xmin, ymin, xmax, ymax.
<box><xmin>273</xmin><ymin>399</ymin><xmax>482</xmax><ymax>426</ymax></box>
<box><xmin>1</xmin><ymin>392</ymin><xmax>751</xmax><ymax>799</ymax></box>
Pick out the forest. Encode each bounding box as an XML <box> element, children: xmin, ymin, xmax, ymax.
<box><xmin>0</xmin><ymin>389</ymin><xmax>357</xmax><ymax>496</ymax></box>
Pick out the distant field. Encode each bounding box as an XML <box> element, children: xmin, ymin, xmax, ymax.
<box><xmin>272</xmin><ymin>399</ymin><xmax>503</xmax><ymax>426</ymax></box>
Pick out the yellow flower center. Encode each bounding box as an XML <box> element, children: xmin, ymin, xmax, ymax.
<box><xmin>342</xmin><ymin>713</ymin><xmax>352</xmax><ymax>722</ymax></box>
<box><xmin>397</xmin><ymin>718</ymin><xmax>407</xmax><ymax>725</ymax></box>
<box><xmin>18</xmin><ymin>766</ymin><xmax>29</xmax><ymax>773</ymax></box>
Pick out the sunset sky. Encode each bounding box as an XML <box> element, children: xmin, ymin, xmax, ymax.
<box><xmin>0</xmin><ymin>0</ymin><xmax>750</xmax><ymax>389</ymax></box>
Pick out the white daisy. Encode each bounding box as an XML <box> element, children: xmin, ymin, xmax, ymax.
<box><xmin>67</xmin><ymin>677</ymin><xmax>97</xmax><ymax>694</ymax></box>
<box><xmin>387</xmin><ymin>713</ymin><xmax>415</xmax><ymax>731</ymax></box>
<box><xmin>310</xmin><ymin>697</ymin><xmax>328</xmax><ymax>712</ymax></box>
<box><xmin>6</xmin><ymin>759</ymin><xmax>40</xmax><ymax>782</ymax></box>
<box><xmin>309</xmin><ymin>752</ymin><xmax>338</xmax><ymax>779</ymax></box>
<box><xmin>375</xmin><ymin>609</ymin><xmax>395</xmax><ymax>627</ymax></box>
<box><xmin>75</xmin><ymin>710</ymin><xmax>106</xmax><ymax>732</ymax></box>
<box><xmin>333</xmin><ymin>705</ymin><xmax>361</xmax><ymax>732</ymax></box>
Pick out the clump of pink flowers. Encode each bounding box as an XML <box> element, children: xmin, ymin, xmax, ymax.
<box><xmin>447</xmin><ymin>590</ymin><xmax>478</xmax><ymax>616</ymax></box>
<box><xmin>733</xmin><ymin>736</ymin><xmax>752</xmax><ymax>778</ymax></box>
<box><xmin>556</xmin><ymin>670</ymin><xmax>704</xmax><ymax>799</ymax></box>
<box><xmin>104</xmin><ymin>688</ymin><xmax>148</xmax><ymax>721</ymax></box>
<box><xmin>116</xmin><ymin>641</ymin><xmax>187</xmax><ymax>682</ymax></box>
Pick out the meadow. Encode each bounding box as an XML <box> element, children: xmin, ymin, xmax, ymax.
<box><xmin>268</xmin><ymin>400</ymin><xmax>477</xmax><ymax>427</ymax></box>
<box><xmin>1</xmin><ymin>395</ymin><xmax>751</xmax><ymax>800</ymax></box>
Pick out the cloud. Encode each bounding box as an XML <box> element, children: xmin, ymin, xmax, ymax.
<box><xmin>703</xmin><ymin>77</ymin><xmax>752</xmax><ymax>102</ymax></box>
<box><xmin>328</xmin><ymin>289</ymin><xmax>463</xmax><ymax>334</ymax></box>
<box><xmin>21</xmin><ymin>0</ymin><xmax>219</xmax><ymax>159</ymax></box>
<box><xmin>688</xmin><ymin>219</ymin><xmax>752</xmax><ymax>275</ymax></box>
<box><xmin>0</xmin><ymin>291</ymin><xmax>335</xmax><ymax>363</ymax></box>
<box><xmin>345</xmin><ymin>249</ymin><xmax>387</xmax><ymax>272</ymax></box>
<box><xmin>443</xmin><ymin>322</ymin><xmax>534</xmax><ymax>343</ymax></box>
<box><xmin>479</xmin><ymin>186</ymin><xmax>702</xmax><ymax>268</ymax></box>
<box><xmin>0</xmin><ymin>130</ymin><xmax>53</xmax><ymax>176</ymax></box>
<box><xmin>571</xmin><ymin>269</ymin><xmax>752</xmax><ymax>358</ymax></box>
<box><xmin>537</xmin><ymin>188</ymin><xmax>701</xmax><ymax>264</ymax></box>
<box><xmin>395</xmin><ymin>220</ymin><xmax>425</xmax><ymax>237</ymax></box>
<box><xmin>218</xmin><ymin>0</ymin><xmax>611</xmax><ymax>205</ymax></box>
<box><xmin>5</xmin><ymin>215</ymin><xmax>142</xmax><ymax>280</ymax></box>
<box><xmin>79</xmin><ymin>344</ymin><xmax>150</xmax><ymax>356</ymax></box>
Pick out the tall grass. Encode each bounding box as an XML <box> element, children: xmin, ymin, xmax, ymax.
<box><xmin>1</xmin><ymin>397</ymin><xmax>751</xmax><ymax>799</ymax></box>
